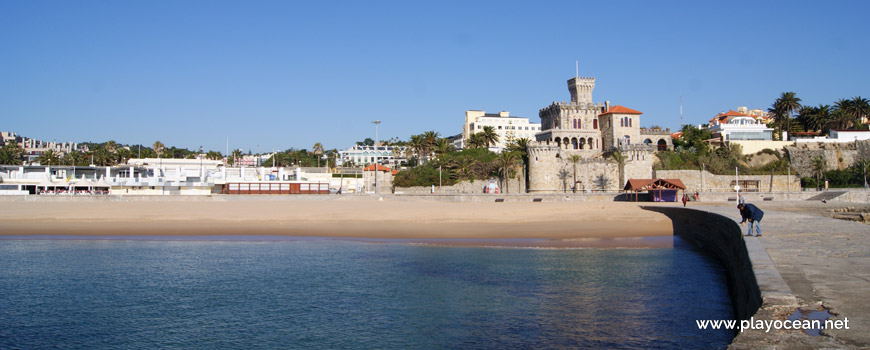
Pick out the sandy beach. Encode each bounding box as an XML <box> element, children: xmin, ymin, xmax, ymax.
<box><xmin>0</xmin><ymin>198</ymin><xmax>674</xmax><ymax>246</ymax></box>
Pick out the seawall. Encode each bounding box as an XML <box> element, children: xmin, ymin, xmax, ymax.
<box><xmin>642</xmin><ymin>207</ymin><xmax>763</xmax><ymax>323</ymax></box>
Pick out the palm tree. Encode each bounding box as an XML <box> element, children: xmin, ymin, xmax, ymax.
<box><xmin>433</xmin><ymin>138</ymin><xmax>455</xmax><ymax>158</ymax></box>
<box><xmin>830</xmin><ymin>108</ymin><xmax>854</xmax><ymax>130</ymax></box>
<box><xmin>117</xmin><ymin>148</ymin><xmax>132</xmax><ymax>165</ymax></box>
<box><xmin>63</xmin><ymin>150</ymin><xmax>83</xmax><ymax>166</ymax></box>
<box><xmin>569</xmin><ymin>154</ymin><xmax>581</xmax><ymax>192</ymax></box>
<box><xmin>497</xmin><ymin>151</ymin><xmax>518</xmax><ymax>194</ymax></box>
<box><xmin>773</xmin><ymin>92</ymin><xmax>802</xmax><ymax>139</ymax></box>
<box><xmin>153</xmin><ymin>141</ymin><xmax>165</xmax><ymax>167</ymax></box>
<box><xmin>313</xmin><ymin>142</ymin><xmax>324</xmax><ymax>167</ymax></box>
<box><xmin>231</xmin><ymin>149</ymin><xmax>243</xmax><ymax>166</ymax></box>
<box><xmin>105</xmin><ymin>140</ymin><xmax>118</xmax><ymax>165</ymax></box>
<box><xmin>507</xmin><ymin>138</ymin><xmax>531</xmax><ymax>191</ymax></box>
<box><xmin>37</xmin><ymin>149</ymin><xmax>60</xmax><ymax>166</ymax></box>
<box><xmin>810</xmin><ymin>156</ymin><xmax>827</xmax><ymax>190</ymax></box>
<box><xmin>0</xmin><ymin>143</ymin><xmax>23</xmax><ymax>165</ymax></box>
<box><xmin>849</xmin><ymin>96</ymin><xmax>870</xmax><ymax>128</ymax></box>
<box><xmin>467</xmin><ymin>133</ymin><xmax>487</xmax><ymax>149</ymax></box>
<box><xmin>408</xmin><ymin>134</ymin><xmax>425</xmax><ymax>164</ymax></box>
<box><xmin>206</xmin><ymin>151</ymin><xmax>223</xmax><ymax>160</ymax></box>
<box><xmin>90</xmin><ymin>146</ymin><xmax>111</xmax><ymax>166</ymax></box>
<box><xmin>610</xmin><ymin>151</ymin><xmax>626</xmax><ymax>190</ymax></box>
<box><xmin>480</xmin><ymin>126</ymin><xmax>499</xmax><ymax>149</ymax></box>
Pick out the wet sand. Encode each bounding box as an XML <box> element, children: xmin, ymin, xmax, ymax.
<box><xmin>0</xmin><ymin>199</ymin><xmax>674</xmax><ymax>247</ymax></box>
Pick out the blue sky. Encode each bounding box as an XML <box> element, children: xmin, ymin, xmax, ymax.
<box><xmin>2</xmin><ymin>0</ymin><xmax>868</xmax><ymax>153</ymax></box>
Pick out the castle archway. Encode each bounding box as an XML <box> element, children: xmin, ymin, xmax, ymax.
<box><xmin>657</xmin><ymin>139</ymin><xmax>668</xmax><ymax>151</ymax></box>
<box><xmin>587</xmin><ymin>138</ymin><xmax>593</xmax><ymax>150</ymax></box>
<box><xmin>571</xmin><ymin>138</ymin><xmax>578</xmax><ymax>150</ymax></box>
<box><xmin>578</xmin><ymin>138</ymin><xmax>585</xmax><ymax>149</ymax></box>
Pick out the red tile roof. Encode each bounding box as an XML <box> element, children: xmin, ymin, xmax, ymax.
<box><xmin>600</xmin><ymin>105</ymin><xmax>642</xmax><ymax>115</ymax></box>
<box><xmin>363</xmin><ymin>164</ymin><xmax>394</xmax><ymax>172</ymax></box>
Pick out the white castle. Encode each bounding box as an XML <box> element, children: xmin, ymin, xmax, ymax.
<box><xmin>526</xmin><ymin>75</ymin><xmax>671</xmax><ymax>192</ymax></box>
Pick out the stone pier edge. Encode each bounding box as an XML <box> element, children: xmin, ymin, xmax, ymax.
<box><xmin>643</xmin><ymin>206</ymin><xmax>849</xmax><ymax>349</ymax></box>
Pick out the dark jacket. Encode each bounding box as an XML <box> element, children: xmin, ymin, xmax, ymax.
<box><xmin>740</xmin><ymin>204</ymin><xmax>764</xmax><ymax>223</ymax></box>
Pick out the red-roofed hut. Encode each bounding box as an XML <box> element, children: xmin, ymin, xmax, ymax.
<box><xmin>623</xmin><ymin>179</ymin><xmax>686</xmax><ymax>202</ymax></box>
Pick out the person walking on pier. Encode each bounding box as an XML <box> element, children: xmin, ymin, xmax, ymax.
<box><xmin>737</xmin><ymin>203</ymin><xmax>764</xmax><ymax>237</ymax></box>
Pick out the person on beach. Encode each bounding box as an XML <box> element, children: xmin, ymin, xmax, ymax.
<box><xmin>737</xmin><ymin>203</ymin><xmax>764</xmax><ymax>237</ymax></box>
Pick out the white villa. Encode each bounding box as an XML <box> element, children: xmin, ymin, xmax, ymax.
<box><xmin>708</xmin><ymin>110</ymin><xmax>774</xmax><ymax>142</ymax></box>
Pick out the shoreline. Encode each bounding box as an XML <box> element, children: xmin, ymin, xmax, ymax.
<box><xmin>0</xmin><ymin>200</ymin><xmax>674</xmax><ymax>244</ymax></box>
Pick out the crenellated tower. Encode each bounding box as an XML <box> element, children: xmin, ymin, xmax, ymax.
<box><xmin>568</xmin><ymin>76</ymin><xmax>595</xmax><ymax>105</ymax></box>
<box><xmin>526</xmin><ymin>141</ymin><xmax>562</xmax><ymax>192</ymax></box>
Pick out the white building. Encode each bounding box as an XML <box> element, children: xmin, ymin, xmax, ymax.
<box><xmin>339</xmin><ymin>145</ymin><xmax>407</xmax><ymax>167</ymax></box>
<box><xmin>708</xmin><ymin>111</ymin><xmax>774</xmax><ymax>141</ymax></box>
<box><xmin>830</xmin><ymin>130</ymin><xmax>870</xmax><ymax>142</ymax></box>
<box><xmin>462</xmin><ymin>110</ymin><xmax>541</xmax><ymax>151</ymax></box>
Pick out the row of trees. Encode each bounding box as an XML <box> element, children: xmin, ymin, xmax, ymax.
<box><xmin>394</xmin><ymin>129</ymin><xmax>533</xmax><ymax>193</ymax></box>
<box><xmin>770</xmin><ymin>93</ymin><xmax>869</xmax><ymax>138</ymax></box>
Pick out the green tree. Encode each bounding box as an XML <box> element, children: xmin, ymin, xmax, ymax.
<box><xmin>206</xmin><ymin>151</ymin><xmax>223</xmax><ymax>160</ymax></box>
<box><xmin>497</xmin><ymin>151</ymin><xmax>519</xmax><ymax>194</ymax></box>
<box><xmin>610</xmin><ymin>151</ymin><xmax>626</xmax><ymax>189</ymax></box>
<box><xmin>105</xmin><ymin>140</ymin><xmax>118</xmax><ymax>165</ymax></box>
<box><xmin>153</xmin><ymin>141</ymin><xmax>165</xmax><ymax>167</ymax></box>
<box><xmin>467</xmin><ymin>133</ymin><xmax>487</xmax><ymax>149</ymax></box>
<box><xmin>773</xmin><ymin>92</ymin><xmax>802</xmax><ymax>139</ymax></box>
<box><xmin>848</xmin><ymin>96</ymin><xmax>870</xmax><ymax>129</ymax></box>
<box><xmin>507</xmin><ymin>137</ymin><xmax>531</xmax><ymax>191</ymax></box>
<box><xmin>313</xmin><ymin>143</ymin><xmax>324</xmax><ymax>167</ymax></box>
<box><xmin>480</xmin><ymin>126</ymin><xmax>499</xmax><ymax>148</ymax></box>
<box><xmin>63</xmin><ymin>151</ymin><xmax>84</xmax><ymax>166</ymax></box>
<box><xmin>433</xmin><ymin>138</ymin><xmax>455</xmax><ymax>158</ymax></box>
<box><xmin>569</xmin><ymin>154</ymin><xmax>581</xmax><ymax>192</ymax></box>
<box><xmin>811</xmin><ymin>156</ymin><xmax>827</xmax><ymax>190</ymax></box>
<box><xmin>37</xmin><ymin>149</ymin><xmax>60</xmax><ymax>166</ymax></box>
<box><xmin>231</xmin><ymin>149</ymin><xmax>244</xmax><ymax>166</ymax></box>
<box><xmin>0</xmin><ymin>143</ymin><xmax>24</xmax><ymax>165</ymax></box>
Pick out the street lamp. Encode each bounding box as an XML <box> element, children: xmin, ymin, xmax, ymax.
<box><xmin>372</xmin><ymin>120</ymin><xmax>381</xmax><ymax>194</ymax></box>
<box><xmin>199</xmin><ymin>146</ymin><xmax>203</xmax><ymax>181</ymax></box>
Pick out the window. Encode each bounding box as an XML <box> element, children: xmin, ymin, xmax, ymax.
<box><xmin>620</xmin><ymin>118</ymin><xmax>624</xmax><ymax>127</ymax></box>
<box><xmin>593</xmin><ymin>119</ymin><xmax>598</xmax><ymax>129</ymax></box>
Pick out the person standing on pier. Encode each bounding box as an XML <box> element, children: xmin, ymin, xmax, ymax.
<box><xmin>737</xmin><ymin>203</ymin><xmax>764</xmax><ymax>237</ymax></box>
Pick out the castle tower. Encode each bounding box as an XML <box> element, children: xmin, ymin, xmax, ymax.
<box><xmin>568</xmin><ymin>77</ymin><xmax>595</xmax><ymax>105</ymax></box>
<box><xmin>527</xmin><ymin>142</ymin><xmax>561</xmax><ymax>192</ymax></box>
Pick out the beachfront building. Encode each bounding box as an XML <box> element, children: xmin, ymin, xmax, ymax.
<box><xmin>526</xmin><ymin>75</ymin><xmax>659</xmax><ymax>192</ymax></box>
<box><xmin>362</xmin><ymin>164</ymin><xmax>398</xmax><ymax>193</ymax></box>
<box><xmin>339</xmin><ymin>145</ymin><xmax>407</xmax><ymax>168</ymax></box>
<box><xmin>461</xmin><ymin>110</ymin><xmax>541</xmax><ymax>152</ymax></box>
<box><xmin>708</xmin><ymin>112</ymin><xmax>774</xmax><ymax>142</ymax></box>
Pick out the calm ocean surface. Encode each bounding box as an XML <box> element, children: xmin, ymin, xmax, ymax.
<box><xmin>0</xmin><ymin>237</ymin><xmax>734</xmax><ymax>349</ymax></box>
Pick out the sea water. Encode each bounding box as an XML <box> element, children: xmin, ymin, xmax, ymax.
<box><xmin>0</xmin><ymin>237</ymin><xmax>734</xmax><ymax>349</ymax></box>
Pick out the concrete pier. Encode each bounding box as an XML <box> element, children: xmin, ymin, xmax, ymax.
<box><xmin>686</xmin><ymin>202</ymin><xmax>869</xmax><ymax>349</ymax></box>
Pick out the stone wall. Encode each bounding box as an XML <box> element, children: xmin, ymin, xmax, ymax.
<box><xmin>642</xmin><ymin>206</ymin><xmax>762</xmax><ymax>322</ymax></box>
<box><xmin>786</xmin><ymin>140</ymin><xmax>869</xmax><ymax>177</ymax></box>
<box><xmin>655</xmin><ymin>169</ymin><xmax>801</xmax><ymax>193</ymax></box>
<box><xmin>527</xmin><ymin>143</ymin><xmax>655</xmax><ymax>192</ymax></box>
<box><xmin>396</xmin><ymin>178</ymin><xmax>524</xmax><ymax>195</ymax></box>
